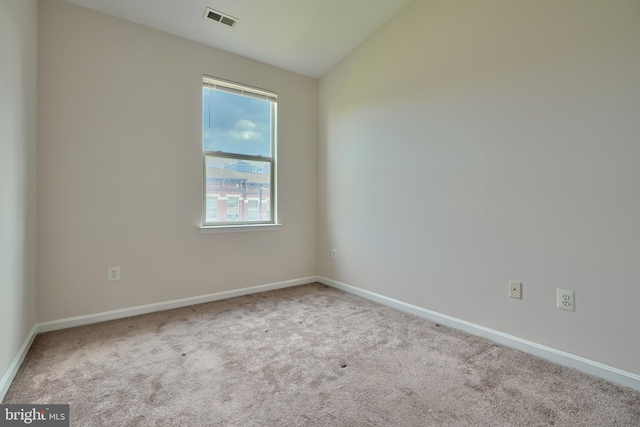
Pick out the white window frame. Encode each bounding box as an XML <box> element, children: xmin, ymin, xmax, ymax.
<box><xmin>200</xmin><ymin>76</ymin><xmax>278</xmax><ymax>232</ymax></box>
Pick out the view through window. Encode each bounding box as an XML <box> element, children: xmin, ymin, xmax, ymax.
<box><xmin>202</xmin><ymin>76</ymin><xmax>276</xmax><ymax>226</ymax></box>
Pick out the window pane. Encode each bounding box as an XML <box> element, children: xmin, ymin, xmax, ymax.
<box><xmin>205</xmin><ymin>155</ymin><xmax>271</xmax><ymax>223</ymax></box>
<box><xmin>203</xmin><ymin>88</ymin><xmax>272</xmax><ymax>157</ymax></box>
<box><xmin>206</xmin><ymin>195</ymin><xmax>218</xmax><ymax>222</ymax></box>
<box><xmin>227</xmin><ymin>196</ymin><xmax>239</xmax><ymax>220</ymax></box>
<box><xmin>248</xmin><ymin>199</ymin><xmax>259</xmax><ymax>221</ymax></box>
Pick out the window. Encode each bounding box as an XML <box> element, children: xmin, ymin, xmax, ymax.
<box><xmin>202</xmin><ymin>76</ymin><xmax>277</xmax><ymax>227</ymax></box>
<box><xmin>227</xmin><ymin>196</ymin><xmax>239</xmax><ymax>220</ymax></box>
<box><xmin>205</xmin><ymin>195</ymin><xmax>218</xmax><ymax>221</ymax></box>
<box><xmin>247</xmin><ymin>198</ymin><xmax>259</xmax><ymax>220</ymax></box>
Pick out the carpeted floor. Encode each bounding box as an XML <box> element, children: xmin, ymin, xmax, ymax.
<box><xmin>4</xmin><ymin>283</ymin><xmax>640</xmax><ymax>426</ymax></box>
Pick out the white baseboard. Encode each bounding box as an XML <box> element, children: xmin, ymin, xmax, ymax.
<box><xmin>38</xmin><ymin>276</ymin><xmax>317</xmax><ymax>333</ymax></box>
<box><xmin>318</xmin><ymin>276</ymin><xmax>640</xmax><ymax>392</ymax></box>
<box><xmin>0</xmin><ymin>325</ymin><xmax>38</xmax><ymax>402</ymax></box>
<box><xmin>4</xmin><ymin>275</ymin><xmax>638</xmax><ymax>402</ymax></box>
<box><xmin>1</xmin><ymin>276</ymin><xmax>316</xmax><ymax>401</ymax></box>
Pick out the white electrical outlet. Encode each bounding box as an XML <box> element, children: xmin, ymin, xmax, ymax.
<box><xmin>509</xmin><ymin>280</ymin><xmax>522</xmax><ymax>299</ymax></box>
<box><xmin>108</xmin><ymin>266</ymin><xmax>120</xmax><ymax>282</ymax></box>
<box><xmin>332</xmin><ymin>249</ymin><xmax>337</xmax><ymax>260</ymax></box>
<box><xmin>557</xmin><ymin>289</ymin><xmax>575</xmax><ymax>311</ymax></box>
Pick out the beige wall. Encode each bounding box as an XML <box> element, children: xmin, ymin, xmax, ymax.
<box><xmin>0</xmin><ymin>0</ymin><xmax>38</xmax><ymax>379</ymax></box>
<box><xmin>319</xmin><ymin>0</ymin><xmax>640</xmax><ymax>374</ymax></box>
<box><xmin>37</xmin><ymin>0</ymin><xmax>318</xmax><ymax>321</ymax></box>
<box><xmin>6</xmin><ymin>0</ymin><xmax>638</xmax><ymax>385</ymax></box>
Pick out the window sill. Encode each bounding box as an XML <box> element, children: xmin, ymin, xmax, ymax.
<box><xmin>199</xmin><ymin>224</ymin><xmax>281</xmax><ymax>234</ymax></box>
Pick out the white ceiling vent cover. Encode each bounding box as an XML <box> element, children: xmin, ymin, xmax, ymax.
<box><xmin>204</xmin><ymin>7</ymin><xmax>237</xmax><ymax>27</ymax></box>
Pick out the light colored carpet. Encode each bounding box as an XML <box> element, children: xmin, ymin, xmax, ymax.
<box><xmin>4</xmin><ymin>283</ymin><xmax>640</xmax><ymax>426</ymax></box>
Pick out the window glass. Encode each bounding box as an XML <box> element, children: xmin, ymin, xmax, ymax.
<box><xmin>206</xmin><ymin>195</ymin><xmax>218</xmax><ymax>222</ymax></box>
<box><xmin>203</xmin><ymin>89</ymin><xmax>272</xmax><ymax>157</ymax></box>
<box><xmin>202</xmin><ymin>77</ymin><xmax>276</xmax><ymax>226</ymax></box>
<box><xmin>227</xmin><ymin>196</ymin><xmax>239</xmax><ymax>220</ymax></box>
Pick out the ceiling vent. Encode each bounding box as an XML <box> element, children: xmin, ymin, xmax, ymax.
<box><xmin>204</xmin><ymin>7</ymin><xmax>237</xmax><ymax>27</ymax></box>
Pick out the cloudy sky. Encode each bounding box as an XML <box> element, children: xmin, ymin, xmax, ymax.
<box><xmin>203</xmin><ymin>88</ymin><xmax>272</xmax><ymax>157</ymax></box>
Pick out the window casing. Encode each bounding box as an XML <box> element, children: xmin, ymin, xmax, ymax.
<box><xmin>202</xmin><ymin>76</ymin><xmax>277</xmax><ymax>227</ymax></box>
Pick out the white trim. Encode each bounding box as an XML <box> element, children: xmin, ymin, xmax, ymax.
<box><xmin>1</xmin><ymin>277</ymin><xmax>314</xmax><ymax>400</ymax></box>
<box><xmin>0</xmin><ymin>325</ymin><xmax>38</xmax><ymax>401</ymax></box>
<box><xmin>4</xmin><ymin>276</ymin><xmax>638</xmax><ymax>402</ymax></box>
<box><xmin>37</xmin><ymin>276</ymin><xmax>313</xmax><ymax>334</ymax></box>
<box><xmin>199</xmin><ymin>224</ymin><xmax>280</xmax><ymax>234</ymax></box>
<box><xmin>317</xmin><ymin>276</ymin><xmax>640</xmax><ymax>392</ymax></box>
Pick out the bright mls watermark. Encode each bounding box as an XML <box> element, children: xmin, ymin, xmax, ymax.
<box><xmin>0</xmin><ymin>405</ymin><xmax>69</xmax><ymax>426</ymax></box>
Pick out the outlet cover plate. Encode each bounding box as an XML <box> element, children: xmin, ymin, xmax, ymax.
<box><xmin>108</xmin><ymin>266</ymin><xmax>120</xmax><ymax>282</ymax></box>
<box><xmin>557</xmin><ymin>289</ymin><xmax>575</xmax><ymax>311</ymax></box>
<box><xmin>509</xmin><ymin>280</ymin><xmax>522</xmax><ymax>299</ymax></box>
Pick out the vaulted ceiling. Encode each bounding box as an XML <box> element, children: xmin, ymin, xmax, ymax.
<box><xmin>63</xmin><ymin>0</ymin><xmax>413</xmax><ymax>78</ymax></box>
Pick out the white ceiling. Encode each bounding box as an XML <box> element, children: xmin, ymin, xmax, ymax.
<box><xmin>62</xmin><ymin>0</ymin><xmax>413</xmax><ymax>78</ymax></box>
